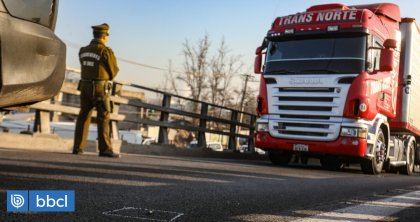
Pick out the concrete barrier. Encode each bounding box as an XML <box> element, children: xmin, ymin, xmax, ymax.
<box><xmin>0</xmin><ymin>132</ymin><xmax>121</xmax><ymax>154</ymax></box>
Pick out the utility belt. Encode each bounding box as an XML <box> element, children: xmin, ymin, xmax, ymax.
<box><xmin>78</xmin><ymin>79</ymin><xmax>112</xmax><ymax>95</ymax></box>
<box><xmin>78</xmin><ymin>79</ymin><xmax>113</xmax><ymax>112</ymax></box>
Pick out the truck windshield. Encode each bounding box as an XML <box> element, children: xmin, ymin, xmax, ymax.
<box><xmin>265</xmin><ymin>35</ymin><xmax>366</xmax><ymax>74</ymax></box>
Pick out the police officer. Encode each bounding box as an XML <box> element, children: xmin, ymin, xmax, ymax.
<box><xmin>72</xmin><ymin>23</ymin><xmax>119</xmax><ymax>158</ymax></box>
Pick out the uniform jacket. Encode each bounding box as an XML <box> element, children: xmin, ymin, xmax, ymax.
<box><xmin>79</xmin><ymin>39</ymin><xmax>119</xmax><ymax>80</ymax></box>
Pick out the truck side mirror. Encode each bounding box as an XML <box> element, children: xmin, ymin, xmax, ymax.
<box><xmin>383</xmin><ymin>39</ymin><xmax>397</xmax><ymax>49</ymax></box>
<box><xmin>254</xmin><ymin>47</ymin><xmax>263</xmax><ymax>74</ymax></box>
<box><xmin>380</xmin><ymin>39</ymin><xmax>397</xmax><ymax>71</ymax></box>
<box><xmin>380</xmin><ymin>48</ymin><xmax>394</xmax><ymax>71</ymax></box>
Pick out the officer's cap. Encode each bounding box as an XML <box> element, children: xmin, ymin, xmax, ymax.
<box><xmin>92</xmin><ymin>23</ymin><xmax>109</xmax><ymax>36</ymax></box>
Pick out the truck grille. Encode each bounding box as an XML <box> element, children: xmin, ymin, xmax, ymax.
<box><xmin>267</xmin><ymin>78</ymin><xmax>351</xmax><ymax>141</ymax></box>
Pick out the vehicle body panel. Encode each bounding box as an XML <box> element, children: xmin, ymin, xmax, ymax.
<box><xmin>0</xmin><ymin>0</ymin><xmax>65</xmax><ymax>108</ymax></box>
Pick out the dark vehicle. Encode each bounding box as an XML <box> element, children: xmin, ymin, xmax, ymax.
<box><xmin>0</xmin><ymin>0</ymin><xmax>66</xmax><ymax>108</ymax></box>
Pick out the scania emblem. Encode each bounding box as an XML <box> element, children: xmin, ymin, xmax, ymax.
<box><xmin>289</xmin><ymin>78</ymin><xmax>322</xmax><ymax>85</ymax></box>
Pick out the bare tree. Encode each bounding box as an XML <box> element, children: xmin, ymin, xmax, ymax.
<box><xmin>164</xmin><ymin>60</ymin><xmax>180</xmax><ymax>96</ymax></box>
<box><xmin>209</xmin><ymin>38</ymin><xmax>243</xmax><ymax>107</ymax></box>
<box><xmin>163</xmin><ymin>34</ymin><xmax>251</xmax><ymax>115</ymax></box>
<box><xmin>233</xmin><ymin>75</ymin><xmax>258</xmax><ymax>114</ymax></box>
<box><xmin>178</xmin><ymin>34</ymin><xmax>211</xmax><ymax>108</ymax></box>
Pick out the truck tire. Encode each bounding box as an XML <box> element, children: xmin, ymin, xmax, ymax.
<box><xmin>268</xmin><ymin>150</ymin><xmax>292</xmax><ymax>166</ymax></box>
<box><xmin>321</xmin><ymin>156</ymin><xmax>344</xmax><ymax>170</ymax></box>
<box><xmin>415</xmin><ymin>146</ymin><xmax>420</xmax><ymax>165</ymax></box>
<box><xmin>361</xmin><ymin>129</ymin><xmax>386</xmax><ymax>175</ymax></box>
<box><xmin>384</xmin><ymin>159</ymin><xmax>397</xmax><ymax>173</ymax></box>
<box><xmin>401</xmin><ymin>139</ymin><xmax>415</xmax><ymax>175</ymax></box>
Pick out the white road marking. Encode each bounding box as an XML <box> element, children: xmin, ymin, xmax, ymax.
<box><xmin>295</xmin><ymin>190</ymin><xmax>420</xmax><ymax>221</ymax></box>
<box><xmin>103</xmin><ymin>206</ymin><xmax>184</xmax><ymax>221</ymax></box>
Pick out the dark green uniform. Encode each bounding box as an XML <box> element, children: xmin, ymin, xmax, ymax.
<box><xmin>73</xmin><ymin>23</ymin><xmax>119</xmax><ymax>156</ymax></box>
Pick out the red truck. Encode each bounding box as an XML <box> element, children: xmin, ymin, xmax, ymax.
<box><xmin>254</xmin><ymin>3</ymin><xmax>420</xmax><ymax>174</ymax></box>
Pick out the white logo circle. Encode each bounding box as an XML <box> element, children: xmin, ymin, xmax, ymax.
<box><xmin>359</xmin><ymin>103</ymin><xmax>367</xmax><ymax>112</ymax></box>
<box><xmin>11</xmin><ymin>194</ymin><xmax>25</xmax><ymax>209</ymax></box>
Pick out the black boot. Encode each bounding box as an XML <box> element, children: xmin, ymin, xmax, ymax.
<box><xmin>99</xmin><ymin>150</ymin><xmax>120</xmax><ymax>158</ymax></box>
<box><xmin>72</xmin><ymin>149</ymin><xmax>84</xmax><ymax>155</ymax></box>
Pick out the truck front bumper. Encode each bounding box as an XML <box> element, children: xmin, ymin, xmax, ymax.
<box><xmin>255</xmin><ymin>132</ymin><xmax>367</xmax><ymax>157</ymax></box>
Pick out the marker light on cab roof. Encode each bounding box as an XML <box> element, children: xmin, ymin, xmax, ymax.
<box><xmin>327</xmin><ymin>25</ymin><xmax>339</xmax><ymax>32</ymax></box>
<box><xmin>284</xmin><ymin>28</ymin><xmax>295</xmax><ymax>34</ymax></box>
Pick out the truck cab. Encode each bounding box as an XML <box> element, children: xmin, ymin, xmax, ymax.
<box><xmin>254</xmin><ymin>3</ymin><xmax>419</xmax><ymax>174</ymax></box>
<box><xmin>0</xmin><ymin>0</ymin><xmax>66</xmax><ymax>108</ymax></box>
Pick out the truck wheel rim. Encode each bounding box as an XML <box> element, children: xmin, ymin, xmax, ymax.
<box><xmin>408</xmin><ymin>143</ymin><xmax>415</xmax><ymax>172</ymax></box>
<box><xmin>375</xmin><ymin>137</ymin><xmax>386</xmax><ymax>168</ymax></box>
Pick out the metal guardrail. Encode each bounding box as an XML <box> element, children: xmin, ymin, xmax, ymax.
<box><xmin>30</xmin><ymin>78</ymin><xmax>257</xmax><ymax>152</ymax></box>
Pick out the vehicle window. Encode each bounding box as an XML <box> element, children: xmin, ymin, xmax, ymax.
<box><xmin>3</xmin><ymin>0</ymin><xmax>54</xmax><ymax>28</ymax></box>
<box><xmin>371</xmin><ymin>37</ymin><xmax>383</xmax><ymax>71</ymax></box>
<box><xmin>267</xmin><ymin>36</ymin><xmax>366</xmax><ymax>61</ymax></box>
<box><xmin>265</xmin><ymin>35</ymin><xmax>367</xmax><ymax>74</ymax></box>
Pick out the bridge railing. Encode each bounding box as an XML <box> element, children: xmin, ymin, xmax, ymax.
<box><xmin>29</xmin><ymin>75</ymin><xmax>257</xmax><ymax>152</ymax></box>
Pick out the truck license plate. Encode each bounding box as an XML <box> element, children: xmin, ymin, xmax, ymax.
<box><xmin>293</xmin><ymin>144</ymin><xmax>309</xmax><ymax>152</ymax></box>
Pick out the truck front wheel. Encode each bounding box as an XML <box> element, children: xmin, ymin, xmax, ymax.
<box><xmin>268</xmin><ymin>150</ymin><xmax>292</xmax><ymax>166</ymax></box>
<box><xmin>361</xmin><ymin>129</ymin><xmax>386</xmax><ymax>175</ymax></box>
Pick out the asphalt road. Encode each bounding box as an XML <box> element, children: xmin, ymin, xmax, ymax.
<box><xmin>1</xmin><ymin>148</ymin><xmax>420</xmax><ymax>222</ymax></box>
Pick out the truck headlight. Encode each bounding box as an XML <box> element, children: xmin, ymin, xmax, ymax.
<box><xmin>257</xmin><ymin>123</ymin><xmax>269</xmax><ymax>132</ymax></box>
<box><xmin>340</xmin><ymin>127</ymin><xmax>367</xmax><ymax>138</ymax></box>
